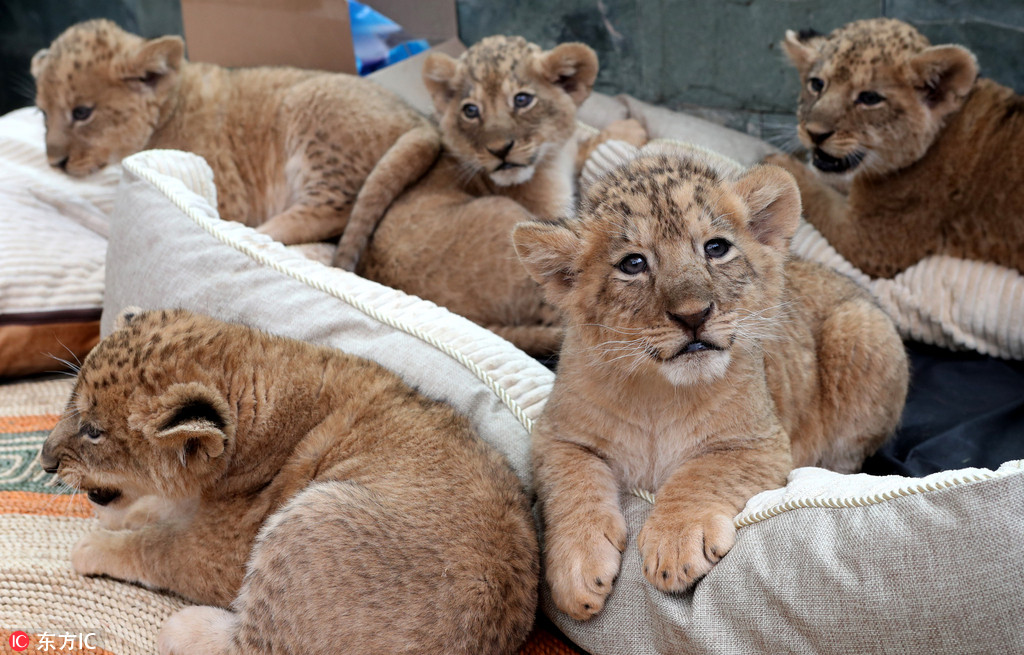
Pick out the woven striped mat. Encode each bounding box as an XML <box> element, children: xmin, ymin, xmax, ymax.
<box><xmin>0</xmin><ymin>375</ymin><xmax>581</xmax><ymax>655</ymax></box>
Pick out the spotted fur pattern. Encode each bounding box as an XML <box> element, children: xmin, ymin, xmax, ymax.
<box><xmin>33</xmin><ymin>19</ymin><xmax>439</xmax><ymax>248</ymax></box>
<box><xmin>40</xmin><ymin>309</ymin><xmax>538</xmax><ymax>655</ymax></box>
<box><xmin>769</xmin><ymin>17</ymin><xmax>1024</xmax><ymax>276</ymax></box>
<box><xmin>513</xmin><ymin>146</ymin><xmax>908</xmax><ymax>620</ymax></box>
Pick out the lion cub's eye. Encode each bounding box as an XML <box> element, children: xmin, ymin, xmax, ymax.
<box><xmin>855</xmin><ymin>91</ymin><xmax>885</xmax><ymax>106</ymax></box>
<box><xmin>617</xmin><ymin>253</ymin><xmax>648</xmax><ymax>275</ymax></box>
<box><xmin>462</xmin><ymin>103</ymin><xmax>480</xmax><ymax>119</ymax></box>
<box><xmin>71</xmin><ymin>106</ymin><xmax>93</xmax><ymax>122</ymax></box>
<box><xmin>807</xmin><ymin>77</ymin><xmax>825</xmax><ymax>93</ymax></box>
<box><xmin>704</xmin><ymin>238</ymin><xmax>731</xmax><ymax>259</ymax></box>
<box><xmin>513</xmin><ymin>92</ymin><xmax>534</xmax><ymax>109</ymax></box>
<box><xmin>81</xmin><ymin>424</ymin><xmax>102</xmax><ymax>441</ymax></box>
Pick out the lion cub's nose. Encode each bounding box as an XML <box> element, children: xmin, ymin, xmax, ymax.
<box><xmin>39</xmin><ymin>447</ymin><xmax>59</xmax><ymax>474</ymax></box>
<box><xmin>807</xmin><ymin>129</ymin><xmax>834</xmax><ymax>145</ymax></box>
<box><xmin>487</xmin><ymin>140</ymin><xmax>514</xmax><ymax>160</ymax></box>
<box><xmin>668</xmin><ymin>304</ymin><xmax>713</xmax><ymax>332</ymax></box>
<box><xmin>51</xmin><ymin>155</ymin><xmax>70</xmax><ymax>171</ymax></box>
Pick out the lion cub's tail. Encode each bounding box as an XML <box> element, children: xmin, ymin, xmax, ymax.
<box><xmin>333</xmin><ymin>125</ymin><xmax>440</xmax><ymax>271</ymax></box>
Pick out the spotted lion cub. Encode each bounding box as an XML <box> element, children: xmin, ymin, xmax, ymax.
<box><xmin>767</xmin><ymin>18</ymin><xmax>1024</xmax><ymax>277</ymax></box>
<box><xmin>512</xmin><ymin>146</ymin><xmax>908</xmax><ymax>620</ymax></box>
<box><xmin>352</xmin><ymin>36</ymin><xmax>646</xmax><ymax>356</ymax></box>
<box><xmin>32</xmin><ymin>19</ymin><xmax>438</xmax><ymax>246</ymax></box>
<box><xmin>40</xmin><ymin>309</ymin><xmax>537</xmax><ymax>655</ymax></box>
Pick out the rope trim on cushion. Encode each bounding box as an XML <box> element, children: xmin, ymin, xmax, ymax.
<box><xmin>629</xmin><ymin>461</ymin><xmax>1024</xmax><ymax>529</ymax></box>
<box><xmin>121</xmin><ymin>152</ymin><xmax>547</xmax><ymax>432</ymax></box>
<box><xmin>735</xmin><ymin>460</ymin><xmax>1024</xmax><ymax>528</ymax></box>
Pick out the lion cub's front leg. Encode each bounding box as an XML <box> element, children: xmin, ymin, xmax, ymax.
<box><xmin>71</xmin><ymin>529</ymin><xmax>131</xmax><ymax>578</ymax></box>
<box><xmin>638</xmin><ymin>441</ymin><xmax>790</xmax><ymax>592</ymax></box>
<box><xmin>76</xmin><ymin>496</ymin><xmax>200</xmax><ymax>575</ymax></box>
<box><xmin>536</xmin><ymin>436</ymin><xmax>627</xmax><ymax>621</ymax></box>
<box><xmin>72</xmin><ymin>503</ymin><xmax>256</xmax><ymax>606</ymax></box>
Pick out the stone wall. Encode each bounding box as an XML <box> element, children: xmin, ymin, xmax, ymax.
<box><xmin>3</xmin><ymin>1</ymin><xmax>1021</xmax><ymax>133</ymax></box>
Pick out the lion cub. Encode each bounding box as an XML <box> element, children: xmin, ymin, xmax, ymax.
<box><xmin>32</xmin><ymin>19</ymin><xmax>438</xmax><ymax>247</ymax></box>
<box><xmin>512</xmin><ymin>146</ymin><xmax>908</xmax><ymax>620</ymax></box>
<box><xmin>768</xmin><ymin>18</ymin><xmax>1024</xmax><ymax>277</ymax></box>
<box><xmin>39</xmin><ymin>309</ymin><xmax>537</xmax><ymax>655</ymax></box>
<box><xmin>352</xmin><ymin>36</ymin><xmax>645</xmax><ymax>356</ymax></box>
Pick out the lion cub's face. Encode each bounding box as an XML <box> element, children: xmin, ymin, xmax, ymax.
<box><xmin>422</xmin><ymin>36</ymin><xmax>597</xmax><ymax>186</ymax></box>
<box><xmin>782</xmin><ymin>18</ymin><xmax>977</xmax><ymax>178</ymax></box>
<box><xmin>514</xmin><ymin>149</ymin><xmax>800</xmax><ymax>385</ymax></box>
<box><xmin>39</xmin><ymin>310</ymin><xmax>234</xmax><ymax>510</ymax></box>
<box><xmin>31</xmin><ymin>19</ymin><xmax>184</xmax><ymax>176</ymax></box>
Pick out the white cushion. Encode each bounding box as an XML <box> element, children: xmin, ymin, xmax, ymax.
<box><xmin>0</xmin><ymin>108</ymin><xmax>118</xmax><ymax>376</ymax></box>
<box><xmin>550</xmin><ymin>461</ymin><xmax>1024</xmax><ymax>654</ymax></box>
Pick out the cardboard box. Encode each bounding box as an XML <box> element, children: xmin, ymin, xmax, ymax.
<box><xmin>180</xmin><ymin>0</ymin><xmax>459</xmax><ymax>77</ymax></box>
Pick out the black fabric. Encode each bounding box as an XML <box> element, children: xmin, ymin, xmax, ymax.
<box><xmin>862</xmin><ymin>341</ymin><xmax>1024</xmax><ymax>477</ymax></box>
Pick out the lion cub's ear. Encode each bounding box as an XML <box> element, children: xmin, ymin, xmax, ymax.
<box><xmin>422</xmin><ymin>51</ymin><xmax>459</xmax><ymax>116</ymax></box>
<box><xmin>146</xmin><ymin>382</ymin><xmax>232</xmax><ymax>470</ymax></box>
<box><xmin>113</xmin><ymin>305</ymin><xmax>145</xmax><ymax>331</ymax></box>
<box><xmin>124</xmin><ymin>35</ymin><xmax>184</xmax><ymax>89</ymax></box>
<box><xmin>30</xmin><ymin>48</ymin><xmax>49</xmax><ymax>78</ymax></box>
<box><xmin>536</xmin><ymin>43</ymin><xmax>598</xmax><ymax>106</ymax></box>
<box><xmin>733</xmin><ymin>165</ymin><xmax>802</xmax><ymax>253</ymax></box>
<box><xmin>512</xmin><ymin>221</ymin><xmax>583</xmax><ymax>305</ymax></box>
<box><xmin>781</xmin><ymin>29</ymin><xmax>822</xmax><ymax>74</ymax></box>
<box><xmin>910</xmin><ymin>45</ymin><xmax>978</xmax><ymax>116</ymax></box>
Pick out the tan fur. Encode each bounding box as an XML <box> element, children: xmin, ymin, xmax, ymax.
<box><xmin>512</xmin><ymin>149</ymin><xmax>908</xmax><ymax>620</ymax></box>
<box><xmin>39</xmin><ymin>309</ymin><xmax>537</xmax><ymax>655</ymax></box>
<box><xmin>353</xmin><ymin>36</ymin><xmax>643</xmax><ymax>357</ymax></box>
<box><xmin>32</xmin><ymin>19</ymin><xmax>439</xmax><ymax>247</ymax></box>
<box><xmin>768</xmin><ymin>18</ymin><xmax>1024</xmax><ymax>277</ymax></box>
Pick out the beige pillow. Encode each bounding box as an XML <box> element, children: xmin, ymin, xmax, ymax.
<box><xmin>550</xmin><ymin>461</ymin><xmax>1024</xmax><ymax>654</ymax></box>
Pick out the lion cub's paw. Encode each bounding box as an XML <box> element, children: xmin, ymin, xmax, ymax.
<box><xmin>71</xmin><ymin>530</ymin><xmax>121</xmax><ymax>576</ymax></box>
<box><xmin>331</xmin><ymin>242</ymin><xmax>360</xmax><ymax>272</ymax></box>
<box><xmin>600</xmin><ymin>119</ymin><xmax>648</xmax><ymax>148</ymax></box>
<box><xmin>637</xmin><ymin>510</ymin><xmax>736</xmax><ymax>593</ymax></box>
<box><xmin>158</xmin><ymin>606</ymin><xmax>237</xmax><ymax>655</ymax></box>
<box><xmin>546</xmin><ymin>511</ymin><xmax>627</xmax><ymax>621</ymax></box>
